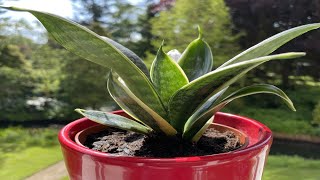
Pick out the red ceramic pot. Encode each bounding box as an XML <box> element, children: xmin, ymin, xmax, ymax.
<box><xmin>59</xmin><ymin>111</ymin><xmax>273</xmax><ymax>180</ymax></box>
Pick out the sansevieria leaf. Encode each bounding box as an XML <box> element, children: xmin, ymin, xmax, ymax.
<box><xmin>183</xmin><ymin>87</ymin><xmax>229</xmax><ymax>132</ymax></box>
<box><xmin>169</xmin><ymin>52</ymin><xmax>305</xmax><ymax>132</ymax></box>
<box><xmin>184</xmin><ymin>84</ymin><xmax>295</xmax><ymax>141</ymax></box>
<box><xmin>1</xmin><ymin>6</ymin><xmax>166</xmax><ymax>118</ymax></box>
<box><xmin>178</xmin><ymin>27</ymin><xmax>213</xmax><ymax>81</ymax></box>
<box><xmin>190</xmin><ymin>115</ymin><xmax>215</xmax><ymax>142</ymax></box>
<box><xmin>107</xmin><ymin>72</ymin><xmax>177</xmax><ymax>136</ymax></box>
<box><xmin>75</xmin><ymin>109</ymin><xmax>152</xmax><ymax>134</ymax></box>
<box><xmin>218</xmin><ymin>23</ymin><xmax>320</xmax><ymax>68</ymax></box>
<box><xmin>100</xmin><ymin>36</ymin><xmax>150</xmax><ymax>78</ymax></box>
<box><xmin>150</xmin><ymin>45</ymin><xmax>189</xmax><ymax>107</ymax></box>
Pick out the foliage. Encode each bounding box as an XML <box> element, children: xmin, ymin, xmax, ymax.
<box><xmin>58</xmin><ymin>52</ymin><xmax>115</xmax><ymax>118</ymax></box>
<box><xmin>149</xmin><ymin>0</ymin><xmax>241</xmax><ymax>67</ymax></box>
<box><xmin>30</xmin><ymin>41</ymin><xmax>65</xmax><ymax>97</ymax></box>
<box><xmin>0</xmin><ymin>23</ymin><xmax>113</xmax><ymax>121</ymax></box>
<box><xmin>313</xmin><ymin>100</ymin><xmax>320</xmax><ymax>125</ymax></box>
<box><xmin>0</xmin><ymin>35</ymin><xmax>35</xmax><ymax>121</ymax></box>
<box><xmin>0</xmin><ymin>127</ymin><xmax>59</xmax><ymax>153</ymax></box>
<box><xmin>71</xmin><ymin>0</ymin><xmax>147</xmax><ymax>57</ymax></box>
<box><xmin>227</xmin><ymin>107</ymin><xmax>320</xmax><ymax>136</ymax></box>
<box><xmin>224</xmin><ymin>86</ymin><xmax>320</xmax><ymax>136</ymax></box>
<box><xmin>225</xmin><ymin>0</ymin><xmax>320</xmax><ymax>87</ymax></box>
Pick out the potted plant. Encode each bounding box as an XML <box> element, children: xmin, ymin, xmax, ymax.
<box><xmin>2</xmin><ymin>6</ymin><xmax>320</xmax><ymax>180</ymax></box>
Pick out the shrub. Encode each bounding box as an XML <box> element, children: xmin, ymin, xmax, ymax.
<box><xmin>312</xmin><ymin>101</ymin><xmax>320</xmax><ymax>125</ymax></box>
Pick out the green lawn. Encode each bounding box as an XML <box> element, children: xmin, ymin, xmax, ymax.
<box><xmin>0</xmin><ymin>126</ymin><xmax>63</xmax><ymax>180</ymax></box>
<box><xmin>0</xmin><ymin>146</ymin><xmax>63</xmax><ymax>180</ymax></box>
<box><xmin>264</xmin><ymin>156</ymin><xmax>320</xmax><ymax>180</ymax></box>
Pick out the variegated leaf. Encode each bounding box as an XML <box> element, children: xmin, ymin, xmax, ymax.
<box><xmin>169</xmin><ymin>52</ymin><xmax>305</xmax><ymax>132</ymax></box>
<box><xmin>184</xmin><ymin>84</ymin><xmax>295</xmax><ymax>141</ymax></box>
<box><xmin>150</xmin><ymin>45</ymin><xmax>188</xmax><ymax>107</ymax></box>
<box><xmin>75</xmin><ymin>109</ymin><xmax>152</xmax><ymax>134</ymax></box>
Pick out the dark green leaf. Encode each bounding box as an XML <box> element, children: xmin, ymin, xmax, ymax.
<box><xmin>178</xmin><ymin>28</ymin><xmax>213</xmax><ymax>81</ymax></box>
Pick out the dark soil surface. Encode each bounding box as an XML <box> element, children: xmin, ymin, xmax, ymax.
<box><xmin>84</xmin><ymin>128</ymin><xmax>241</xmax><ymax>158</ymax></box>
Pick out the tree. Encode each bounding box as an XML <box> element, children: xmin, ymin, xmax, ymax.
<box><xmin>30</xmin><ymin>39</ymin><xmax>66</xmax><ymax>98</ymax></box>
<box><xmin>225</xmin><ymin>0</ymin><xmax>320</xmax><ymax>88</ymax></box>
<box><xmin>0</xmin><ymin>35</ymin><xmax>35</xmax><ymax>121</ymax></box>
<box><xmin>58</xmin><ymin>55</ymin><xmax>113</xmax><ymax>111</ymax></box>
<box><xmin>0</xmin><ymin>44</ymin><xmax>26</xmax><ymax>68</ymax></box>
<box><xmin>72</xmin><ymin>0</ymin><xmax>144</xmax><ymax>54</ymax></box>
<box><xmin>149</xmin><ymin>0</ymin><xmax>241</xmax><ymax>67</ymax></box>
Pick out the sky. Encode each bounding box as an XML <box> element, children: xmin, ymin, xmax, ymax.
<box><xmin>2</xmin><ymin>0</ymin><xmax>74</xmax><ymax>19</ymax></box>
<box><xmin>1</xmin><ymin>0</ymin><xmax>143</xmax><ymax>43</ymax></box>
<box><xmin>2</xmin><ymin>0</ymin><xmax>143</xmax><ymax>20</ymax></box>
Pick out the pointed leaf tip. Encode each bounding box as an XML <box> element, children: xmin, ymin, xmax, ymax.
<box><xmin>161</xmin><ymin>40</ymin><xmax>165</xmax><ymax>47</ymax></box>
<box><xmin>75</xmin><ymin>108</ymin><xmax>84</xmax><ymax>114</ymax></box>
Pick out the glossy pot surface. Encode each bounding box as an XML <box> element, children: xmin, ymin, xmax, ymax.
<box><xmin>59</xmin><ymin>111</ymin><xmax>272</xmax><ymax>180</ymax></box>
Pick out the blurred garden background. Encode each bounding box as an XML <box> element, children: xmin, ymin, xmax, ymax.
<box><xmin>0</xmin><ymin>0</ymin><xmax>319</xmax><ymax>179</ymax></box>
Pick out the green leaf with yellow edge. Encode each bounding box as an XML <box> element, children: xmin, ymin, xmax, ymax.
<box><xmin>150</xmin><ymin>44</ymin><xmax>189</xmax><ymax>107</ymax></box>
<box><xmin>190</xmin><ymin>115</ymin><xmax>215</xmax><ymax>142</ymax></box>
<box><xmin>169</xmin><ymin>52</ymin><xmax>305</xmax><ymax>132</ymax></box>
<box><xmin>183</xmin><ymin>87</ymin><xmax>228</xmax><ymax>132</ymax></box>
<box><xmin>75</xmin><ymin>109</ymin><xmax>152</xmax><ymax>134</ymax></box>
<box><xmin>183</xmin><ymin>84</ymin><xmax>296</xmax><ymax>141</ymax></box>
<box><xmin>107</xmin><ymin>72</ymin><xmax>177</xmax><ymax>136</ymax></box>
<box><xmin>218</xmin><ymin>23</ymin><xmax>320</xmax><ymax>69</ymax></box>
<box><xmin>178</xmin><ymin>27</ymin><xmax>213</xmax><ymax>81</ymax></box>
<box><xmin>0</xmin><ymin>6</ymin><xmax>166</xmax><ymax>119</ymax></box>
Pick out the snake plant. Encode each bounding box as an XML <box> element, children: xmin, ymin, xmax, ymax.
<box><xmin>2</xmin><ymin>6</ymin><xmax>319</xmax><ymax>142</ymax></box>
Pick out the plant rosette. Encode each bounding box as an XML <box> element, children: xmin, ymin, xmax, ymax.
<box><xmin>2</xmin><ymin>6</ymin><xmax>320</xmax><ymax>180</ymax></box>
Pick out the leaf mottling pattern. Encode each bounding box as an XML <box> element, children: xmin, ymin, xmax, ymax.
<box><xmin>75</xmin><ymin>109</ymin><xmax>152</xmax><ymax>134</ymax></box>
<box><xmin>150</xmin><ymin>46</ymin><xmax>188</xmax><ymax>108</ymax></box>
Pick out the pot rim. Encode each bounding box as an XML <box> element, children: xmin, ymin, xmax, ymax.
<box><xmin>59</xmin><ymin>111</ymin><xmax>272</xmax><ymax>163</ymax></box>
